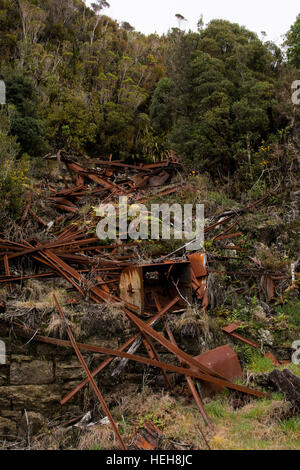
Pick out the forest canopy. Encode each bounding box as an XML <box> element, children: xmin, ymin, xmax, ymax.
<box><xmin>0</xmin><ymin>0</ymin><xmax>299</xmax><ymax>180</ymax></box>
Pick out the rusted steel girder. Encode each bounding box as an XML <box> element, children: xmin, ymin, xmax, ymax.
<box><xmin>62</xmin><ymin>297</ymin><xmax>180</xmax><ymax>404</ymax></box>
<box><xmin>153</xmin><ymin>294</ymin><xmax>210</xmax><ymax>425</ymax></box>
<box><xmin>118</xmin><ymin>310</ymin><xmax>265</xmax><ymax>397</ymax></box>
<box><xmin>122</xmin><ymin>307</ymin><xmax>228</xmax><ymax>380</ymax></box>
<box><xmin>53</xmin><ymin>295</ymin><xmax>127</xmax><ymax>451</ymax></box>
<box><xmin>166</xmin><ymin>325</ymin><xmax>211</xmax><ymax>426</ymax></box>
<box><xmin>14</xmin><ymin>322</ymin><xmax>265</xmax><ymax>398</ymax></box>
<box><xmin>222</xmin><ymin>324</ymin><xmax>260</xmax><ymax>349</ymax></box>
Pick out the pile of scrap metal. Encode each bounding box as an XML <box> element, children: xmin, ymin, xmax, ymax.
<box><xmin>47</xmin><ymin>156</ymin><xmax>183</xmax><ymax>216</ymax></box>
<box><xmin>0</xmin><ymin>156</ymin><xmax>292</xmax><ymax>449</ymax></box>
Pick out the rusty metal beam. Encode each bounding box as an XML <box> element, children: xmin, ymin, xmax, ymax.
<box><xmin>166</xmin><ymin>325</ymin><xmax>211</xmax><ymax>426</ymax></box>
<box><xmin>122</xmin><ymin>307</ymin><xmax>228</xmax><ymax>380</ymax></box>
<box><xmin>62</xmin><ymin>297</ymin><xmax>180</xmax><ymax>404</ymax></box>
<box><xmin>153</xmin><ymin>294</ymin><xmax>210</xmax><ymax>426</ymax></box>
<box><xmin>222</xmin><ymin>324</ymin><xmax>259</xmax><ymax>349</ymax></box>
<box><xmin>53</xmin><ymin>295</ymin><xmax>127</xmax><ymax>451</ymax></box>
<box><xmin>14</xmin><ymin>322</ymin><xmax>265</xmax><ymax>397</ymax></box>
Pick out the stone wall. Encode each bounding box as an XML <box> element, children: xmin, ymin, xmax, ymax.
<box><xmin>0</xmin><ymin>308</ymin><xmax>206</xmax><ymax>442</ymax></box>
<box><xmin>0</xmin><ymin>321</ymin><xmax>90</xmax><ymax>441</ymax></box>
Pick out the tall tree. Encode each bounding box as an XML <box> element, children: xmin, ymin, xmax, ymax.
<box><xmin>285</xmin><ymin>13</ymin><xmax>300</xmax><ymax>68</ymax></box>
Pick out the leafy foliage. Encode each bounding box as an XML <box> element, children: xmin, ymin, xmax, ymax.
<box><xmin>286</xmin><ymin>14</ymin><xmax>300</xmax><ymax>68</ymax></box>
<box><xmin>151</xmin><ymin>20</ymin><xmax>291</xmax><ymax>176</ymax></box>
<box><xmin>0</xmin><ymin>109</ymin><xmax>31</xmax><ymax>222</ymax></box>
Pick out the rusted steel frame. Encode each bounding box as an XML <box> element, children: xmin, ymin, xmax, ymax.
<box><xmin>53</xmin><ymin>295</ymin><xmax>127</xmax><ymax>451</ymax></box>
<box><xmin>222</xmin><ymin>324</ymin><xmax>281</xmax><ymax>366</ymax></box>
<box><xmin>55</xmin><ymin>253</ymin><xmax>130</xmax><ymax>269</ymax></box>
<box><xmin>71</xmin><ymin>245</ymin><xmax>134</xmax><ymax>254</ymax></box>
<box><xmin>0</xmin><ymin>242</ymin><xmax>29</xmax><ymax>254</ymax></box>
<box><xmin>14</xmin><ymin>324</ymin><xmax>264</xmax><ymax>398</ymax></box>
<box><xmin>95</xmin><ymin>279</ymin><xmax>118</xmax><ymax>287</ymax></box>
<box><xmin>204</xmin><ymin>215</ymin><xmax>237</xmax><ymax>233</ymax></box>
<box><xmin>0</xmin><ymin>239</ymin><xmax>27</xmax><ymax>247</ymax></box>
<box><xmin>142</xmin><ymin>161</ymin><xmax>180</xmax><ymax>170</ymax></box>
<box><xmin>0</xmin><ymin>270</ymin><xmax>117</xmax><ymax>287</ymax></box>
<box><xmin>98</xmin><ymin>189</ymin><xmax>118</xmax><ymax>204</ymax></box>
<box><xmin>37</xmin><ymin>248</ymin><xmax>134</xmax><ymax>308</ymax></box>
<box><xmin>111</xmin><ymin>297</ymin><xmax>181</xmax><ymax>378</ymax></box>
<box><xmin>33</xmin><ymin>249</ymin><xmax>85</xmax><ymax>296</ymax></box>
<box><xmin>2</xmin><ymin>234</ymin><xmax>101</xmax><ymax>261</ymax></box>
<box><xmin>165</xmin><ymin>325</ymin><xmax>211</xmax><ymax>427</ymax></box>
<box><xmin>41</xmin><ymin>250</ymin><xmax>115</xmax><ymax>304</ymax></box>
<box><xmin>38</xmin><ymin>259</ymin><xmax>82</xmax><ymax>294</ymax></box>
<box><xmin>224</xmin><ymin>246</ymin><xmax>246</xmax><ymax>251</ymax></box>
<box><xmin>62</xmin><ymin>297</ymin><xmax>180</xmax><ymax>404</ymax></box>
<box><xmin>153</xmin><ymin>294</ymin><xmax>210</xmax><ymax>425</ymax></box>
<box><xmin>122</xmin><ymin>307</ymin><xmax>228</xmax><ymax>381</ymax></box>
<box><xmin>137</xmin><ymin>187</ymin><xmax>180</xmax><ymax>204</ymax></box>
<box><xmin>55</xmin><ymin>225</ymin><xmax>79</xmax><ymax>240</ymax></box>
<box><xmin>68</xmin><ymin>163</ymin><xmax>120</xmax><ymax>192</ymax></box>
<box><xmin>55</xmin><ymin>228</ymin><xmax>86</xmax><ymax>243</ymax></box>
<box><xmin>52</xmin><ymin>239</ymin><xmax>132</xmax><ymax>251</ymax></box>
<box><xmin>4</xmin><ymin>236</ymin><xmax>93</xmax><ymax>260</ymax></box>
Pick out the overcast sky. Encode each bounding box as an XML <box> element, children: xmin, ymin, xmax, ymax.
<box><xmin>89</xmin><ymin>0</ymin><xmax>300</xmax><ymax>45</ymax></box>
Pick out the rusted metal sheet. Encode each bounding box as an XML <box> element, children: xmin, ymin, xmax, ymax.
<box><xmin>133</xmin><ymin>422</ymin><xmax>163</xmax><ymax>450</ymax></box>
<box><xmin>192</xmin><ymin>346</ymin><xmax>243</xmax><ymax>397</ymax></box>
<box><xmin>188</xmin><ymin>253</ymin><xmax>207</xmax><ymax>278</ymax></box>
<box><xmin>188</xmin><ymin>253</ymin><xmax>208</xmax><ymax>302</ymax></box>
<box><xmin>119</xmin><ymin>262</ymin><xmax>192</xmax><ymax>314</ymax></box>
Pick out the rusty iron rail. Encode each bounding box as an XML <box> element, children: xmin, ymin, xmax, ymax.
<box><xmin>13</xmin><ymin>322</ymin><xmax>265</xmax><ymax>398</ymax></box>
<box><xmin>53</xmin><ymin>295</ymin><xmax>127</xmax><ymax>450</ymax></box>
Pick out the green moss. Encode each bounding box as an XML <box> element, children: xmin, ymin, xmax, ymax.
<box><xmin>275</xmin><ymin>300</ymin><xmax>300</xmax><ymax>327</ymax></box>
<box><xmin>248</xmin><ymin>353</ymin><xmax>275</xmax><ymax>373</ymax></box>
